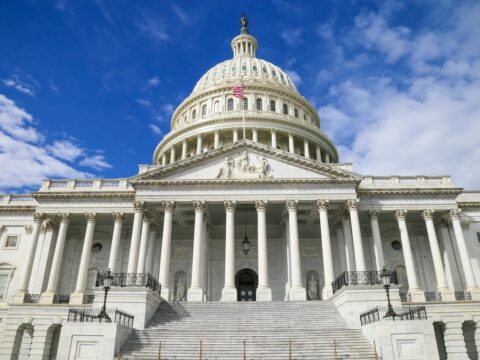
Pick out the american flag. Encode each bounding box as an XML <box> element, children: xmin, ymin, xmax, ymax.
<box><xmin>232</xmin><ymin>84</ymin><xmax>245</xmax><ymax>98</ymax></box>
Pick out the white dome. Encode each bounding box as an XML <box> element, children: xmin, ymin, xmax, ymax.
<box><xmin>191</xmin><ymin>57</ymin><xmax>298</xmax><ymax>95</ymax></box>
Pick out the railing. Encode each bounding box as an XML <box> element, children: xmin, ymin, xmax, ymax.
<box><xmin>96</xmin><ymin>272</ymin><xmax>161</xmax><ymax>293</ymax></box>
<box><xmin>53</xmin><ymin>294</ymin><xmax>71</xmax><ymax>304</ymax></box>
<box><xmin>455</xmin><ymin>291</ymin><xmax>472</xmax><ymax>301</ymax></box>
<box><xmin>399</xmin><ymin>291</ymin><xmax>411</xmax><ymax>302</ymax></box>
<box><xmin>67</xmin><ymin>307</ymin><xmax>134</xmax><ymax>327</ymax></box>
<box><xmin>24</xmin><ymin>294</ymin><xmax>41</xmax><ymax>304</ymax></box>
<box><xmin>361</xmin><ymin>176</ymin><xmax>452</xmax><ymax>187</ymax></box>
<box><xmin>83</xmin><ymin>295</ymin><xmax>95</xmax><ymax>304</ymax></box>
<box><xmin>332</xmin><ymin>270</ymin><xmax>398</xmax><ymax>294</ymax></box>
<box><xmin>360</xmin><ymin>305</ymin><xmax>427</xmax><ymax>326</ymax></box>
<box><xmin>425</xmin><ymin>291</ymin><xmax>442</xmax><ymax>302</ymax></box>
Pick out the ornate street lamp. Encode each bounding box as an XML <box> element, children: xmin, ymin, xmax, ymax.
<box><xmin>98</xmin><ymin>268</ymin><xmax>113</xmax><ymax>322</ymax></box>
<box><xmin>380</xmin><ymin>266</ymin><xmax>397</xmax><ymax>320</ymax></box>
<box><xmin>242</xmin><ymin>207</ymin><xmax>250</xmax><ymax>255</ymax></box>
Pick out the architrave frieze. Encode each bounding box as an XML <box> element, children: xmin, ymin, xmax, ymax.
<box><xmin>0</xmin><ymin>206</ymin><xmax>36</xmax><ymax>213</ymax></box>
<box><xmin>31</xmin><ymin>191</ymin><xmax>135</xmax><ymax>200</ymax></box>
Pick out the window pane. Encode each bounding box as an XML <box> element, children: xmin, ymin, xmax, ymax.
<box><xmin>5</xmin><ymin>236</ymin><xmax>18</xmax><ymax>248</ymax></box>
<box><xmin>270</xmin><ymin>100</ymin><xmax>276</xmax><ymax>112</ymax></box>
<box><xmin>0</xmin><ymin>274</ymin><xmax>8</xmax><ymax>300</ymax></box>
<box><xmin>256</xmin><ymin>98</ymin><xmax>262</xmax><ymax>110</ymax></box>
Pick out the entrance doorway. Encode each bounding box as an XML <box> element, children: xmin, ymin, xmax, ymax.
<box><xmin>235</xmin><ymin>268</ymin><xmax>258</xmax><ymax>301</ymax></box>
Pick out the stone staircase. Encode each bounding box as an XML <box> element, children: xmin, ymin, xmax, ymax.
<box><xmin>120</xmin><ymin>301</ymin><xmax>378</xmax><ymax>359</ymax></box>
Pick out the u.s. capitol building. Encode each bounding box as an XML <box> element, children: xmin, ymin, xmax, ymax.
<box><xmin>0</xmin><ymin>16</ymin><xmax>479</xmax><ymax>360</ymax></box>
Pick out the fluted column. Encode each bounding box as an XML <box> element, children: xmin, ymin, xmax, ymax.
<box><xmin>304</xmin><ymin>139</ymin><xmax>310</xmax><ymax>158</ymax></box>
<box><xmin>368</xmin><ymin>210</ymin><xmax>385</xmax><ymax>271</ymax></box>
<box><xmin>145</xmin><ymin>226</ymin><xmax>157</xmax><ymax>275</ymax></box>
<box><xmin>394</xmin><ymin>210</ymin><xmax>425</xmax><ymax>302</ymax></box>
<box><xmin>444</xmin><ymin>319</ymin><xmax>469</xmax><ymax>360</ymax></box>
<box><xmin>127</xmin><ymin>201</ymin><xmax>145</xmax><ymax>273</ymax></box>
<box><xmin>256</xmin><ymin>200</ymin><xmax>271</xmax><ymax>301</ymax></box>
<box><xmin>341</xmin><ymin>212</ymin><xmax>356</xmax><ymax>272</ymax></box>
<box><xmin>188</xmin><ymin>201</ymin><xmax>207</xmax><ymax>301</ymax></box>
<box><xmin>421</xmin><ymin>210</ymin><xmax>455</xmax><ymax>300</ymax></box>
<box><xmin>346</xmin><ymin>199</ymin><xmax>366</xmax><ymax>271</ymax></box>
<box><xmin>159</xmin><ymin>201</ymin><xmax>175</xmax><ymax>300</ymax></box>
<box><xmin>40</xmin><ymin>213</ymin><xmax>70</xmax><ymax>303</ymax></box>
<box><xmin>286</xmin><ymin>200</ymin><xmax>307</xmax><ymax>301</ymax></box>
<box><xmin>13</xmin><ymin>213</ymin><xmax>45</xmax><ymax>302</ymax></box>
<box><xmin>137</xmin><ymin>212</ymin><xmax>152</xmax><ymax>273</ymax></box>
<box><xmin>222</xmin><ymin>200</ymin><xmax>237</xmax><ymax>301</ymax></box>
<box><xmin>214</xmin><ymin>131</ymin><xmax>220</xmax><ymax>148</ymax></box>
<box><xmin>70</xmin><ymin>213</ymin><xmax>97</xmax><ymax>304</ymax></box>
<box><xmin>107</xmin><ymin>212</ymin><xmax>124</xmax><ymax>272</ymax></box>
<box><xmin>271</xmin><ymin>130</ymin><xmax>277</xmax><ymax>148</ymax></box>
<box><xmin>317</xmin><ymin>200</ymin><xmax>334</xmax><ymax>299</ymax></box>
<box><xmin>170</xmin><ymin>147</ymin><xmax>176</xmax><ymax>163</ymax></box>
<box><xmin>288</xmin><ymin>133</ymin><xmax>294</xmax><ymax>154</ymax></box>
<box><xmin>181</xmin><ymin>139</ymin><xmax>187</xmax><ymax>160</ymax></box>
<box><xmin>196</xmin><ymin>134</ymin><xmax>203</xmax><ymax>154</ymax></box>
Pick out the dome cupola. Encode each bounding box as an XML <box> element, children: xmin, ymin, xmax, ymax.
<box><xmin>231</xmin><ymin>15</ymin><xmax>258</xmax><ymax>58</ymax></box>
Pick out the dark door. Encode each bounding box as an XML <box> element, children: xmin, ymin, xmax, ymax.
<box><xmin>236</xmin><ymin>268</ymin><xmax>258</xmax><ymax>301</ymax></box>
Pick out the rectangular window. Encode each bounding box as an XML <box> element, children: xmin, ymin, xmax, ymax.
<box><xmin>3</xmin><ymin>235</ymin><xmax>19</xmax><ymax>249</ymax></box>
<box><xmin>477</xmin><ymin>232</ymin><xmax>480</xmax><ymax>244</ymax></box>
<box><xmin>0</xmin><ymin>274</ymin><xmax>8</xmax><ymax>300</ymax></box>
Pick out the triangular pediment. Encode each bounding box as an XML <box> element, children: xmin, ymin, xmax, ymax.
<box><xmin>131</xmin><ymin>142</ymin><xmax>361</xmax><ymax>184</ymax></box>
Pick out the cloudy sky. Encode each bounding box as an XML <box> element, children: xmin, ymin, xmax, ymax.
<box><xmin>1</xmin><ymin>0</ymin><xmax>479</xmax><ymax>192</ymax></box>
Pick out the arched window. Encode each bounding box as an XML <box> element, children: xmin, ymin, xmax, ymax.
<box><xmin>283</xmin><ymin>103</ymin><xmax>288</xmax><ymax>115</ymax></box>
<box><xmin>294</xmin><ymin>108</ymin><xmax>299</xmax><ymax>118</ymax></box>
<box><xmin>192</xmin><ymin>109</ymin><xmax>196</xmax><ymax>119</ymax></box>
<box><xmin>0</xmin><ymin>262</ymin><xmax>15</xmax><ymax>301</ymax></box>
<box><xmin>213</xmin><ymin>101</ymin><xmax>219</xmax><ymax>113</ymax></box>
<box><xmin>270</xmin><ymin>100</ymin><xmax>276</xmax><ymax>112</ymax></box>
<box><xmin>242</xmin><ymin>98</ymin><xmax>248</xmax><ymax>110</ymax></box>
<box><xmin>201</xmin><ymin>104</ymin><xmax>207</xmax><ymax>117</ymax></box>
<box><xmin>256</xmin><ymin>98</ymin><xmax>262</xmax><ymax>111</ymax></box>
<box><xmin>227</xmin><ymin>98</ymin><xmax>234</xmax><ymax>111</ymax></box>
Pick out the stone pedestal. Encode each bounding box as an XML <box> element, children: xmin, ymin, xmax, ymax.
<box><xmin>322</xmin><ymin>284</ymin><xmax>334</xmax><ymax>300</ymax></box>
<box><xmin>221</xmin><ymin>287</ymin><xmax>237</xmax><ymax>302</ymax></box>
<box><xmin>256</xmin><ymin>287</ymin><xmax>272</xmax><ymax>301</ymax></box>
<box><xmin>468</xmin><ymin>288</ymin><xmax>480</xmax><ymax>301</ymax></box>
<box><xmin>160</xmin><ymin>286</ymin><xmax>171</xmax><ymax>302</ymax></box>
<box><xmin>39</xmin><ymin>290</ymin><xmax>55</xmax><ymax>304</ymax></box>
<box><xmin>187</xmin><ymin>287</ymin><xmax>204</xmax><ymax>302</ymax></box>
<box><xmin>289</xmin><ymin>287</ymin><xmax>307</xmax><ymax>301</ymax></box>
<box><xmin>69</xmin><ymin>292</ymin><xmax>85</xmax><ymax>305</ymax></box>
<box><xmin>439</xmin><ymin>288</ymin><xmax>456</xmax><ymax>301</ymax></box>
<box><xmin>10</xmin><ymin>291</ymin><xmax>27</xmax><ymax>304</ymax></box>
<box><xmin>408</xmin><ymin>288</ymin><xmax>426</xmax><ymax>303</ymax></box>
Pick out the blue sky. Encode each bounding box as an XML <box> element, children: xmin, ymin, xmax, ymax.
<box><xmin>1</xmin><ymin>0</ymin><xmax>480</xmax><ymax>192</ymax></box>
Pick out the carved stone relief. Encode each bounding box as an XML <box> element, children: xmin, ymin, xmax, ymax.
<box><xmin>216</xmin><ymin>151</ymin><xmax>273</xmax><ymax>179</ymax></box>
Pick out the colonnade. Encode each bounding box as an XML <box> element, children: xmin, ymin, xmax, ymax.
<box><xmin>14</xmin><ymin>199</ymin><xmax>480</xmax><ymax>304</ymax></box>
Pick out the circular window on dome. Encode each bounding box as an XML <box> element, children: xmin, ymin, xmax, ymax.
<box><xmin>391</xmin><ymin>240</ymin><xmax>402</xmax><ymax>251</ymax></box>
<box><xmin>252</xmin><ymin>65</ymin><xmax>258</xmax><ymax>72</ymax></box>
<box><xmin>242</xmin><ymin>65</ymin><xmax>247</xmax><ymax>72</ymax></box>
<box><xmin>262</xmin><ymin>67</ymin><xmax>267</xmax><ymax>73</ymax></box>
<box><xmin>91</xmin><ymin>242</ymin><xmax>103</xmax><ymax>253</ymax></box>
<box><xmin>272</xmin><ymin>70</ymin><xmax>277</xmax><ymax>77</ymax></box>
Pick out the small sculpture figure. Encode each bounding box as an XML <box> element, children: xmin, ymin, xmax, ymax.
<box><xmin>239</xmin><ymin>151</ymin><xmax>249</xmax><ymax>173</ymax></box>
<box><xmin>308</xmin><ymin>275</ymin><xmax>318</xmax><ymax>300</ymax></box>
<box><xmin>240</xmin><ymin>14</ymin><xmax>249</xmax><ymax>34</ymax></box>
<box><xmin>216</xmin><ymin>157</ymin><xmax>234</xmax><ymax>179</ymax></box>
<box><xmin>176</xmin><ymin>278</ymin><xmax>186</xmax><ymax>301</ymax></box>
<box><xmin>259</xmin><ymin>157</ymin><xmax>269</xmax><ymax>178</ymax></box>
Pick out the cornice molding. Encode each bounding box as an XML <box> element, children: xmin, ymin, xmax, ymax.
<box><xmin>31</xmin><ymin>191</ymin><xmax>135</xmax><ymax>199</ymax></box>
<box><xmin>0</xmin><ymin>206</ymin><xmax>36</xmax><ymax>212</ymax></box>
<box><xmin>357</xmin><ymin>188</ymin><xmax>463</xmax><ymax>196</ymax></box>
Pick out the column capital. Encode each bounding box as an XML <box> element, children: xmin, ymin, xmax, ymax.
<box><xmin>224</xmin><ymin>200</ymin><xmax>237</xmax><ymax>212</ymax></box>
<box><xmin>58</xmin><ymin>212</ymin><xmax>71</xmax><ymax>223</ymax></box>
<box><xmin>368</xmin><ymin>210</ymin><xmax>380</xmax><ymax>219</ymax></box>
<box><xmin>142</xmin><ymin>211</ymin><xmax>152</xmax><ymax>223</ymax></box>
<box><xmin>285</xmin><ymin>199</ymin><xmax>298</xmax><ymax>212</ymax></box>
<box><xmin>449</xmin><ymin>208</ymin><xmax>461</xmax><ymax>221</ymax></box>
<box><xmin>316</xmin><ymin>199</ymin><xmax>329</xmax><ymax>211</ymax></box>
<box><xmin>162</xmin><ymin>200</ymin><xmax>176</xmax><ymax>213</ymax></box>
<box><xmin>112</xmin><ymin>212</ymin><xmax>125</xmax><ymax>222</ymax></box>
<box><xmin>421</xmin><ymin>209</ymin><xmax>435</xmax><ymax>221</ymax></box>
<box><xmin>33</xmin><ymin>212</ymin><xmax>46</xmax><ymax>222</ymax></box>
<box><xmin>193</xmin><ymin>200</ymin><xmax>207</xmax><ymax>212</ymax></box>
<box><xmin>42</xmin><ymin>218</ymin><xmax>55</xmax><ymax>232</ymax></box>
<box><xmin>346</xmin><ymin>199</ymin><xmax>359</xmax><ymax>211</ymax></box>
<box><xmin>255</xmin><ymin>200</ymin><xmax>267</xmax><ymax>212</ymax></box>
<box><xmin>394</xmin><ymin>209</ymin><xmax>408</xmax><ymax>221</ymax></box>
<box><xmin>85</xmin><ymin>212</ymin><xmax>97</xmax><ymax>223</ymax></box>
<box><xmin>24</xmin><ymin>225</ymin><xmax>33</xmax><ymax>234</ymax></box>
<box><xmin>133</xmin><ymin>200</ymin><xmax>146</xmax><ymax>213</ymax></box>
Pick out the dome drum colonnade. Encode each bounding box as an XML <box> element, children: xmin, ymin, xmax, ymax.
<box><xmin>153</xmin><ymin>18</ymin><xmax>337</xmax><ymax>167</ymax></box>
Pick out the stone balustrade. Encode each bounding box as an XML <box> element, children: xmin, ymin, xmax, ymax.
<box><xmin>39</xmin><ymin>179</ymin><xmax>132</xmax><ymax>192</ymax></box>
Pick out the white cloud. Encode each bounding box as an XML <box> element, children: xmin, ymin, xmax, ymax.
<box><xmin>281</xmin><ymin>28</ymin><xmax>303</xmax><ymax>46</ymax></box>
<box><xmin>136</xmin><ymin>98</ymin><xmax>151</xmax><ymax>107</ymax></box>
<box><xmin>149</xmin><ymin>124</ymin><xmax>163</xmax><ymax>135</ymax></box>
<box><xmin>172</xmin><ymin>4</ymin><xmax>189</xmax><ymax>25</ymax></box>
<box><xmin>79</xmin><ymin>154</ymin><xmax>112</xmax><ymax>170</ymax></box>
<box><xmin>161</xmin><ymin>103</ymin><xmax>175</xmax><ymax>115</ymax></box>
<box><xmin>138</xmin><ymin>13</ymin><xmax>170</xmax><ymax>42</ymax></box>
<box><xmin>0</xmin><ymin>94</ymin><xmax>42</xmax><ymax>142</ymax></box>
<box><xmin>2</xmin><ymin>77</ymin><xmax>35</xmax><ymax>96</ymax></box>
<box><xmin>47</xmin><ymin>140</ymin><xmax>83</xmax><ymax>161</ymax></box>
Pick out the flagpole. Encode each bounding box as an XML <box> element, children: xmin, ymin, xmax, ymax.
<box><xmin>241</xmin><ymin>77</ymin><xmax>246</xmax><ymax>140</ymax></box>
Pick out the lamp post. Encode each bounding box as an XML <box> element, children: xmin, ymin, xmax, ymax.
<box><xmin>98</xmin><ymin>268</ymin><xmax>113</xmax><ymax>322</ymax></box>
<box><xmin>380</xmin><ymin>266</ymin><xmax>397</xmax><ymax>320</ymax></box>
<box><xmin>242</xmin><ymin>206</ymin><xmax>250</xmax><ymax>255</ymax></box>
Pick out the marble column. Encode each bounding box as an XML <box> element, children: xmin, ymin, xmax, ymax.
<box><xmin>346</xmin><ymin>199</ymin><xmax>366</xmax><ymax>271</ymax></box>
<box><xmin>449</xmin><ymin>209</ymin><xmax>480</xmax><ymax>299</ymax></box>
<box><xmin>170</xmin><ymin>147</ymin><xmax>176</xmax><ymax>163</ymax></box>
<box><xmin>341</xmin><ymin>212</ymin><xmax>356</xmax><ymax>272</ymax></box>
<box><xmin>286</xmin><ymin>200</ymin><xmax>307</xmax><ymax>301</ymax></box>
<box><xmin>137</xmin><ymin>212</ymin><xmax>152</xmax><ymax>273</ymax></box>
<box><xmin>159</xmin><ymin>201</ymin><xmax>175</xmax><ymax>300</ymax></box>
<box><xmin>40</xmin><ymin>213</ymin><xmax>70</xmax><ymax>303</ymax></box>
<box><xmin>222</xmin><ymin>200</ymin><xmax>237</xmax><ymax>301</ymax></box>
<box><xmin>271</xmin><ymin>130</ymin><xmax>277</xmax><ymax>148</ymax></box>
<box><xmin>145</xmin><ymin>226</ymin><xmax>157</xmax><ymax>275</ymax></box>
<box><xmin>70</xmin><ymin>213</ymin><xmax>97</xmax><ymax>304</ymax></box>
<box><xmin>316</xmin><ymin>146</ymin><xmax>322</xmax><ymax>163</ymax></box>
<box><xmin>127</xmin><ymin>201</ymin><xmax>145</xmax><ymax>273</ymax></box>
<box><xmin>394</xmin><ymin>210</ymin><xmax>425</xmax><ymax>302</ymax></box>
<box><xmin>304</xmin><ymin>139</ymin><xmax>310</xmax><ymax>159</ymax></box>
<box><xmin>475</xmin><ymin>322</ymin><xmax>480</xmax><ymax>358</ymax></box>
<box><xmin>288</xmin><ymin>133</ymin><xmax>294</xmax><ymax>154</ymax></box>
<box><xmin>13</xmin><ymin>213</ymin><xmax>45</xmax><ymax>302</ymax></box>
<box><xmin>284</xmin><ymin>212</ymin><xmax>292</xmax><ymax>301</ymax></box>
<box><xmin>188</xmin><ymin>201</ymin><xmax>207</xmax><ymax>301</ymax></box>
<box><xmin>108</xmin><ymin>212</ymin><xmax>124</xmax><ymax>272</ymax></box>
<box><xmin>196</xmin><ymin>134</ymin><xmax>203</xmax><ymax>155</ymax></box>
<box><xmin>421</xmin><ymin>210</ymin><xmax>455</xmax><ymax>300</ymax></box>
<box><xmin>214</xmin><ymin>131</ymin><xmax>220</xmax><ymax>148</ymax></box>
<box><xmin>233</xmin><ymin>128</ymin><xmax>239</xmax><ymax>143</ymax></box>
<box><xmin>252</xmin><ymin>128</ymin><xmax>258</xmax><ymax>143</ymax></box>
<box><xmin>444</xmin><ymin>319</ymin><xmax>469</xmax><ymax>360</ymax></box>
<box><xmin>368</xmin><ymin>210</ymin><xmax>385</xmax><ymax>271</ymax></box>
<box><xmin>256</xmin><ymin>200</ymin><xmax>271</xmax><ymax>301</ymax></box>
<box><xmin>317</xmin><ymin>200</ymin><xmax>334</xmax><ymax>299</ymax></box>
<box><xmin>181</xmin><ymin>139</ymin><xmax>187</xmax><ymax>160</ymax></box>
<box><xmin>201</xmin><ymin>219</ymin><xmax>209</xmax><ymax>299</ymax></box>
<box><xmin>161</xmin><ymin>154</ymin><xmax>166</xmax><ymax>166</ymax></box>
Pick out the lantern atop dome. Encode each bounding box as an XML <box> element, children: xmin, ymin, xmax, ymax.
<box><xmin>231</xmin><ymin>14</ymin><xmax>258</xmax><ymax>58</ymax></box>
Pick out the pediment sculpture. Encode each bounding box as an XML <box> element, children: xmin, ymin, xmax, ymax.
<box><xmin>216</xmin><ymin>151</ymin><xmax>273</xmax><ymax>179</ymax></box>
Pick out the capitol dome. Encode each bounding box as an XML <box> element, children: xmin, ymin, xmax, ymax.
<box><xmin>153</xmin><ymin>16</ymin><xmax>338</xmax><ymax>166</ymax></box>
